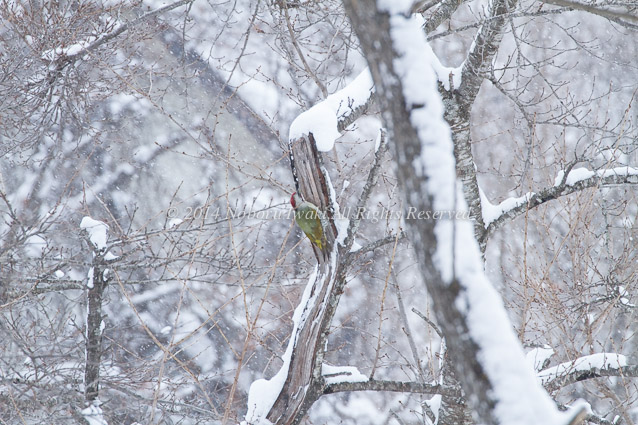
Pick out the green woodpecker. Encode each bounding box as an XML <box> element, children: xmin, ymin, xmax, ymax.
<box><xmin>290</xmin><ymin>192</ymin><xmax>325</xmax><ymax>250</ymax></box>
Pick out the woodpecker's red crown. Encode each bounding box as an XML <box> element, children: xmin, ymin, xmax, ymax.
<box><xmin>290</xmin><ymin>192</ymin><xmax>297</xmax><ymax>208</ymax></box>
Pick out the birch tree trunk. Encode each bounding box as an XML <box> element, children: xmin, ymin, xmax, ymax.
<box><xmin>341</xmin><ymin>1</ymin><xmax>585</xmax><ymax>424</ymax></box>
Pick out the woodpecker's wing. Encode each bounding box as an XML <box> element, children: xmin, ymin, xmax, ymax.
<box><xmin>295</xmin><ymin>203</ymin><xmax>325</xmax><ymax>249</ymax></box>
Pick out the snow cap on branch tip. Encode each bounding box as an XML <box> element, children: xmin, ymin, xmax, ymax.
<box><xmin>80</xmin><ymin>216</ymin><xmax>109</xmax><ymax>250</ymax></box>
<box><xmin>288</xmin><ymin>68</ymin><xmax>374</xmax><ymax>152</ymax></box>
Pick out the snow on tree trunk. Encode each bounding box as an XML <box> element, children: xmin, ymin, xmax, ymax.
<box><xmin>81</xmin><ymin>217</ymin><xmax>110</xmax><ymax>404</ymax></box>
<box><xmin>341</xmin><ymin>1</ymin><xmax>587</xmax><ymax>424</ymax></box>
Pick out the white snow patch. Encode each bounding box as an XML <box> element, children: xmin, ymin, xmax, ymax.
<box><xmin>598</xmin><ymin>166</ymin><xmax>638</xmax><ymax>179</ymax></box>
<box><xmin>323</xmin><ymin>171</ymin><xmax>349</xmax><ymax>248</ymax></box>
<box><xmin>42</xmin><ymin>36</ymin><xmax>98</xmax><ymax>61</ymax></box>
<box><xmin>289</xmin><ymin>68</ymin><xmax>374</xmax><ymax>151</ymax></box>
<box><xmin>81</xmin><ymin>400</ymin><xmax>108</xmax><ymax>425</ymax></box>
<box><xmin>335</xmin><ymin>216</ymin><xmax>350</xmax><ymax>246</ymax></box>
<box><xmin>349</xmin><ymin>240</ymin><xmax>362</xmax><ymax>252</ymax></box>
<box><xmin>104</xmin><ymin>252</ymin><xmax>119</xmax><ymax>261</ymax></box>
<box><xmin>321</xmin><ymin>363</ymin><xmax>368</xmax><ymax>385</ymax></box>
<box><xmin>554</xmin><ymin>166</ymin><xmax>638</xmax><ymax>187</ymax></box>
<box><xmin>413</xmin><ymin>15</ymin><xmax>462</xmax><ymax>90</ymax></box>
<box><xmin>80</xmin><ymin>217</ymin><xmax>109</xmax><ymax>250</ymax></box>
<box><xmin>481</xmin><ymin>189</ymin><xmax>535</xmax><ymax>228</ymax></box>
<box><xmin>340</xmin><ymin>180</ymin><xmax>350</xmax><ymax>197</ymax></box>
<box><xmin>86</xmin><ymin>267</ymin><xmax>94</xmax><ymax>289</ymax></box>
<box><xmin>378</xmin><ymin>0</ymin><xmax>413</xmax><ymax>14</ymax></box>
<box><xmin>169</xmin><ymin>218</ymin><xmax>184</xmax><ymax>228</ymax></box>
<box><xmin>54</xmin><ymin>269</ymin><xmax>65</xmax><ymax>278</ymax></box>
<box><xmin>424</xmin><ymin>394</ymin><xmax>442</xmax><ymax>424</ymax></box>
<box><xmin>554</xmin><ymin>167</ymin><xmax>594</xmax><ymax>186</ymax></box>
<box><xmin>538</xmin><ymin>353</ymin><xmax>628</xmax><ymax>386</ymax></box>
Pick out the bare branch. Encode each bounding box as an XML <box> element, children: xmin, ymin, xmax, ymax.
<box><xmin>346</xmin><ymin>231</ymin><xmax>407</xmax><ymax>265</ymax></box>
<box><xmin>324</xmin><ymin>379</ymin><xmax>462</xmax><ymax>397</ymax></box>
<box><xmin>343</xmin><ymin>128</ymin><xmax>387</xmax><ymax>252</ymax></box>
<box><xmin>282</xmin><ymin>0</ymin><xmax>328</xmax><ymax>97</ymax></box>
<box><xmin>336</xmin><ymin>92</ymin><xmax>376</xmax><ymax>133</ymax></box>
<box><xmin>411</xmin><ymin>307</ymin><xmax>443</xmax><ymax>338</ymax></box>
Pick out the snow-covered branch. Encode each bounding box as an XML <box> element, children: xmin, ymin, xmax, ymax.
<box><xmin>48</xmin><ymin>0</ymin><xmax>195</xmax><ymax>66</ymax></box>
<box><xmin>538</xmin><ymin>353</ymin><xmax>638</xmax><ymax>392</ymax></box>
<box><xmin>289</xmin><ymin>68</ymin><xmax>374</xmax><ymax>152</ymax></box>
<box><xmin>245</xmin><ymin>267</ymin><xmax>325</xmax><ymax>423</ymax></box>
<box><xmin>245</xmin><ymin>63</ymin><xmax>380</xmax><ymax>425</ymax></box>
<box><xmin>483</xmin><ymin>166</ymin><xmax>638</xmax><ymax>240</ymax></box>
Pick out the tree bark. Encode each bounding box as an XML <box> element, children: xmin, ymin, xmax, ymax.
<box><xmin>84</xmin><ymin>252</ymin><xmax>107</xmax><ymax>403</ymax></box>
<box><xmin>264</xmin><ymin>133</ymin><xmax>337</xmax><ymax>424</ymax></box>
<box><xmin>440</xmin><ymin>0</ymin><xmax>519</xmax><ymax>253</ymax></box>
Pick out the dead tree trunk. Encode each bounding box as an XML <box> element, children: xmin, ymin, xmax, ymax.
<box><xmin>265</xmin><ymin>133</ymin><xmax>338</xmax><ymax>424</ymax></box>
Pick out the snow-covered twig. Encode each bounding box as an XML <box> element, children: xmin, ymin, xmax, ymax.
<box><xmin>51</xmin><ymin>0</ymin><xmax>195</xmax><ymax>66</ymax></box>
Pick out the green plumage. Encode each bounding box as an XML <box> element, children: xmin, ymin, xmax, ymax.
<box><xmin>291</xmin><ymin>193</ymin><xmax>325</xmax><ymax>250</ymax></box>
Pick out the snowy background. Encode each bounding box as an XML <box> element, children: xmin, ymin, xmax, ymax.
<box><xmin>1</xmin><ymin>0</ymin><xmax>637</xmax><ymax>424</ymax></box>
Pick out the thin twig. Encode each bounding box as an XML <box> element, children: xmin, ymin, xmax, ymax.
<box><xmin>411</xmin><ymin>307</ymin><xmax>443</xmax><ymax>338</ymax></box>
<box><xmin>282</xmin><ymin>0</ymin><xmax>328</xmax><ymax>97</ymax></box>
